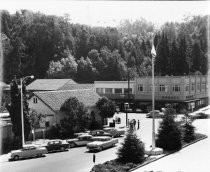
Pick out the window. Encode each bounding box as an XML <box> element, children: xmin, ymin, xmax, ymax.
<box><xmin>173</xmin><ymin>85</ymin><xmax>180</xmax><ymax>92</ymax></box>
<box><xmin>33</xmin><ymin>97</ymin><xmax>38</xmax><ymax>104</ymax></box>
<box><xmin>191</xmin><ymin>83</ymin><xmax>195</xmax><ymax>91</ymax></box>
<box><xmin>197</xmin><ymin>83</ymin><xmax>200</xmax><ymax>92</ymax></box>
<box><xmin>124</xmin><ymin>88</ymin><xmax>132</xmax><ymax>94</ymax></box>
<box><xmin>96</xmin><ymin>88</ymin><xmax>103</xmax><ymax>94</ymax></box>
<box><xmin>105</xmin><ymin>88</ymin><xmax>112</xmax><ymax>94</ymax></box>
<box><xmin>137</xmin><ymin>84</ymin><xmax>144</xmax><ymax>92</ymax></box>
<box><xmin>185</xmin><ymin>85</ymin><xmax>189</xmax><ymax>91</ymax></box>
<box><xmin>202</xmin><ymin>83</ymin><xmax>205</xmax><ymax>90</ymax></box>
<box><xmin>45</xmin><ymin>121</ymin><xmax>50</xmax><ymax>128</ymax></box>
<box><xmin>159</xmin><ymin>85</ymin><xmax>167</xmax><ymax>92</ymax></box>
<box><xmin>114</xmin><ymin>88</ymin><xmax>122</xmax><ymax>94</ymax></box>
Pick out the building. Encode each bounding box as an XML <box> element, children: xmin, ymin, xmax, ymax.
<box><xmin>28</xmin><ymin>89</ymin><xmax>101</xmax><ymax>133</ymax></box>
<box><xmin>135</xmin><ymin>75</ymin><xmax>208</xmax><ymax>111</ymax></box>
<box><xmin>26</xmin><ymin>79</ymin><xmax>77</xmax><ymax>92</ymax></box>
<box><xmin>94</xmin><ymin>75</ymin><xmax>208</xmax><ymax>112</ymax></box>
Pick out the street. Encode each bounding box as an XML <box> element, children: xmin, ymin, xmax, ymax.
<box><xmin>1</xmin><ymin>112</ymin><xmax>209</xmax><ymax>172</ymax></box>
<box><xmin>0</xmin><ymin>112</ymin><xmax>159</xmax><ymax>172</ymax></box>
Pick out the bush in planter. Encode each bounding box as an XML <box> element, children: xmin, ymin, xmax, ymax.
<box><xmin>156</xmin><ymin>106</ymin><xmax>182</xmax><ymax>151</ymax></box>
<box><xmin>183</xmin><ymin>122</ymin><xmax>195</xmax><ymax>143</ymax></box>
<box><xmin>90</xmin><ymin>160</ymin><xmax>136</xmax><ymax>172</ymax></box>
<box><xmin>117</xmin><ymin>129</ymin><xmax>145</xmax><ymax>164</ymax></box>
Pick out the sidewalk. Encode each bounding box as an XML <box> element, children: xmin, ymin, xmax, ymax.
<box><xmin>131</xmin><ymin>111</ymin><xmax>210</xmax><ymax>172</ymax></box>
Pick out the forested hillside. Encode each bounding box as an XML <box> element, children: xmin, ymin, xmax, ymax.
<box><xmin>1</xmin><ymin>10</ymin><xmax>208</xmax><ymax>83</ymax></box>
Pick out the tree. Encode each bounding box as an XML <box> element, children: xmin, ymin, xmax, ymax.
<box><xmin>47</xmin><ymin>49</ymin><xmax>77</xmax><ymax>79</ymax></box>
<box><xmin>117</xmin><ymin>129</ymin><xmax>145</xmax><ymax>164</ymax></box>
<box><xmin>60</xmin><ymin>97</ymin><xmax>88</xmax><ymax>135</ymax></box>
<box><xmin>191</xmin><ymin>42</ymin><xmax>202</xmax><ymax>73</ymax></box>
<box><xmin>6</xmin><ymin>78</ymin><xmax>31</xmax><ymax>148</ymax></box>
<box><xmin>96</xmin><ymin>97</ymin><xmax>116</xmax><ymax>125</ymax></box>
<box><xmin>181</xmin><ymin>109</ymin><xmax>196</xmax><ymax>143</ymax></box>
<box><xmin>156</xmin><ymin>106</ymin><xmax>182</xmax><ymax>151</ymax></box>
<box><xmin>28</xmin><ymin>109</ymin><xmax>45</xmax><ymax>130</ymax></box>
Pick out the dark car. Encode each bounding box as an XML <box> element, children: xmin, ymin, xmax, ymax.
<box><xmin>45</xmin><ymin>140</ymin><xmax>69</xmax><ymax>152</ymax></box>
<box><xmin>89</xmin><ymin>130</ymin><xmax>112</xmax><ymax>137</ymax></box>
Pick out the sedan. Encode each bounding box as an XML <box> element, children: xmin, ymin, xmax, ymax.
<box><xmin>86</xmin><ymin>136</ymin><xmax>118</xmax><ymax>152</ymax></box>
<box><xmin>45</xmin><ymin>140</ymin><xmax>69</xmax><ymax>152</ymax></box>
<box><xmin>146</xmin><ymin>110</ymin><xmax>164</xmax><ymax>118</ymax></box>
<box><xmin>10</xmin><ymin>145</ymin><xmax>47</xmax><ymax>161</ymax></box>
<box><xmin>103</xmin><ymin>127</ymin><xmax>125</xmax><ymax>137</ymax></box>
<box><xmin>89</xmin><ymin>130</ymin><xmax>112</xmax><ymax>137</ymax></box>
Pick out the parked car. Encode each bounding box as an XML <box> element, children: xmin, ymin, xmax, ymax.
<box><xmin>45</xmin><ymin>140</ymin><xmax>69</xmax><ymax>152</ymax></box>
<box><xmin>67</xmin><ymin>134</ymin><xmax>94</xmax><ymax>148</ymax></box>
<box><xmin>89</xmin><ymin>130</ymin><xmax>112</xmax><ymax>137</ymax></box>
<box><xmin>103</xmin><ymin>127</ymin><xmax>125</xmax><ymax>137</ymax></box>
<box><xmin>146</xmin><ymin>110</ymin><xmax>164</xmax><ymax>118</ymax></box>
<box><xmin>86</xmin><ymin>136</ymin><xmax>118</xmax><ymax>152</ymax></box>
<box><xmin>10</xmin><ymin>145</ymin><xmax>47</xmax><ymax>161</ymax></box>
<box><xmin>135</xmin><ymin>108</ymin><xmax>142</xmax><ymax>113</ymax></box>
<box><xmin>189</xmin><ymin>112</ymin><xmax>209</xmax><ymax>119</ymax></box>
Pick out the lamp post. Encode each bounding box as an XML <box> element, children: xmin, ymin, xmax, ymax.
<box><xmin>124</xmin><ymin>102</ymin><xmax>129</xmax><ymax>126</ymax></box>
<box><xmin>20</xmin><ymin>75</ymin><xmax>34</xmax><ymax>146</ymax></box>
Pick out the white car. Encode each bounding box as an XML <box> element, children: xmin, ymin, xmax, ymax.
<box><xmin>86</xmin><ymin>136</ymin><xmax>118</xmax><ymax>152</ymax></box>
<box><xmin>10</xmin><ymin>145</ymin><xmax>48</xmax><ymax>161</ymax></box>
<box><xmin>67</xmin><ymin>134</ymin><xmax>94</xmax><ymax>148</ymax></box>
<box><xmin>103</xmin><ymin>127</ymin><xmax>125</xmax><ymax>137</ymax></box>
<box><xmin>146</xmin><ymin>110</ymin><xmax>164</xmax><ymax>118</ymax></box>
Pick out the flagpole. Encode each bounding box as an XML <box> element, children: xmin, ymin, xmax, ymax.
<box><xmin>152</xmin><ymin>47</ymin><xmax>155</xmax><ymax>149</ymax></box>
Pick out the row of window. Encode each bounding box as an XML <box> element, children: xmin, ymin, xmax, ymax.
<box><xmin>137</xmin><ymin>84</ymin><xmax>181</xmax><ymax>92</ymax></box>
<box><xmin>96</xmin><ymin>88</ymin><xmax>132</xmax><ymax>94</ymax></box>
<box><xmin>137</xmin><ymin>83</ymin><xmax>206</xmax><ymax>93</ymax></box>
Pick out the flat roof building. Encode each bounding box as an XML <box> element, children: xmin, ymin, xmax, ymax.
<box><xmin>94</xmin><ymin>75</ymin><xmax>208</xmax><ymax>112</ymax></box>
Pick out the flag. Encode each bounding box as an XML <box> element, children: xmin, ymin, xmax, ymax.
<box><xmin>151</xmin><ymin>44</ymin><xmax>156</xmax><ymax>58</ymax></box>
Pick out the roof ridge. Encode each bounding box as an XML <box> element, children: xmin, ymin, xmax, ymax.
<box><xmin>34</xmin><ymin>89</ymin><xmax>93</xmax><ymax>94</ymax></box>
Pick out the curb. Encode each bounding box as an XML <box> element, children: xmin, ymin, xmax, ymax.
<box><xmin>129</xmin><ymin>135</ymin><xmax>208</xmax><ymax>171</ymax></box>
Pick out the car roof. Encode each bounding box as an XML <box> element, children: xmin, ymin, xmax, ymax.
<box><xmin>78</xmin><ymin>134</ymin><xmax>92</xmax><ymax>138</ymax></box>
<box><xmin>93</xmin><ymin>136</ymin><xmax>111</xmax><ymax>139</ymax></box>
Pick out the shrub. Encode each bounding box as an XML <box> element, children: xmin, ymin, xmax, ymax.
<box><xmin>90</xmin><ymin>160</ymin><xmax>136</xmax><ymax>172</ymax></box>
<box><xmin>183</xmin><ymin>122</ymin><xmax>195</xmax><ymax>143</ymax></box>
<box><xmin>117</xmin><ymin>129</ymin><xmax>145</xmax><ymax>164</ymax></box>
<box><xmin>156</xmin><ymin>107</ymin><xmax>182</xmax><ymax>151</ymax></box>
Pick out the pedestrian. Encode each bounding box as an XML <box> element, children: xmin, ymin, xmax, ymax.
<box><xmin>134</xmin><ymin>119</ymin><xmax>136</xmax><ymax>129</ymax></box>
<box><xmin>137</xmin><ymin>119</ymin><xmax>140</xmax><ymax>130</ymax></box>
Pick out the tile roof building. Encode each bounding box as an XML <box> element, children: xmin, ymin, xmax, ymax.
<box><xmin>26</xmin><ymin>79</ymin><xmax>77</xmax><ymax>91</ymax></box>
<box><xmin>28</xmin><ymin>89</ymin><xmax>101</xmax><ymax>134</ymax></box>
<box><xmin>32</xmin><ymin>89</ymin><xmax>100</xmax><ymax>112</ymax></box>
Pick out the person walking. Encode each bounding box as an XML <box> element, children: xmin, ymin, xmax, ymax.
<box><xmin>137</xmin><ymin>119</ymin><xmax>140</xmax><ymax>130</ymax></box>
<box><xmin>134</xmin><ymin>119</ymin><xmax>136</xmax><ymax>130</ymax></box>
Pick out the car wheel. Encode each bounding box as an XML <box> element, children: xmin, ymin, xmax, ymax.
<box><xmin>70</xmin><ymin>142</ymin><xmax>76</xmax><ymax>148</ymax></box>
<box><xmin>99</xmin><ymin>146</ymin><xmax>103</xmax><ymax>151</ymax></box>
<box><xmin>14</xmin><ymin>155</ymin><xmax>19</xmax><ymax>161</ymax></box>
<box><xmin>37</xmin><ymin>153</ymin><xmax>42</xmax><ymax>157</ymax></box>
<box><xmin>60</xmin><ymin>147</ymin><xmax>65</xmax><ymax>151</ymax></box>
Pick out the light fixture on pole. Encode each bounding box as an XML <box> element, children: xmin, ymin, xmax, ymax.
<box><xmin>20</xmin><ymin>75</ymin><xmax>34</xmax><ymax>147</ymax></box>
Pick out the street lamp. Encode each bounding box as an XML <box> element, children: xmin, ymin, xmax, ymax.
<box><xmin>20</xmin><ymin>75</ymin><xmax>34</xmax><ymax>146</ymax></box>
<box><xmin>124</xmin><ymin>102</ymin><xmax>129</xmax><ymax>126</ymax></box>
